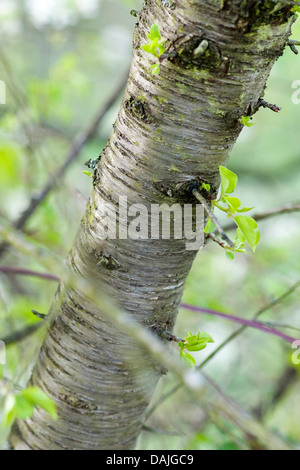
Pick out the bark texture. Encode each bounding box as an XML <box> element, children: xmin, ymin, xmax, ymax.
<box><xmin>11</xmin><ymin>0</ymin><xmax>295</xmax><ymax>450</ymax></box>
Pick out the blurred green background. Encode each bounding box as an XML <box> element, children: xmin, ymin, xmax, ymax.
<box><xmin>0</xmin><ymin>0</ymin><xmax>299</xmax><ymax>450</ymax></box>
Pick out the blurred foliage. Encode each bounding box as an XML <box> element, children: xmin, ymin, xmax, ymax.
<box><xmin>0</xmin><ymin>0</ymin><xmax>300</xmax><ymax>450</ymax></box>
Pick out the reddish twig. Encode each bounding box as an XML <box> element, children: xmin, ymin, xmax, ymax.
<box><xmin>0</xmin><ymin>266</ymin><xmax>59</xmax><ymax>282</ymax></box>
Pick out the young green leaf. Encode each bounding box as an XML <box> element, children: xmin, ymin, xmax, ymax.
<box><xmin>147</xmin><ymin>24</ymin><xmax>161</xmax><ymax>41</ymax></box>
<box><xmin>234</xmin><ymin>215</ymin><xmax>260</xmax><ymax>252</ymax></box>
<box><xmin>150</xmin><ymin>63</ymin><xmax>160</xmax><ymax>75</ymax></box>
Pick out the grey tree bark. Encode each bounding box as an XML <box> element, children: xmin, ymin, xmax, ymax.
<box><xmin>10</xmin><ymin>0</ymin><xmax>296</xmax><ymax>450</ymax></box>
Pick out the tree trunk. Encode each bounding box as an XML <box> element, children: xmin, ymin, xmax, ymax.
<box><xmin>10</xmin><ymin>0</ymin><xmax>295</xmax><ymax>450</ymax></box>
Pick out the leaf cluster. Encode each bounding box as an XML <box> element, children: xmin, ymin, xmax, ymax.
<box><xmin>141</xmin><ymin>24</ymin><xmax>166</xmax><ymax>75</ymax></box>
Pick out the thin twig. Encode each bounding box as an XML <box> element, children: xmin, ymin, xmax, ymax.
<box><xmin>207</xmin><ymin>232</ymin><xmax>231</xmax><ymax>249</ymax></box>
<box><xmin>288</xmin><ymin>39</ymin><xmax>300</xmax><ymax>54</ymax></box>
<box><xmin>277</xmin><ymin>0</ymin><xmax>300</xmax><ymax>5</ymax></box>
<box><xmin>142</xmin><ymin>424</ymin><xmax>183</xmax><ymax>436</ymax></box>
<box><xmin>258</xmin><ymin>99</ymin><xmax>281</xmax><ymax>113</ymax></box>
<box><xmin>192</xmin><ymin>189</ymin><xmax>234</xmax><ymax>247</ymax></box>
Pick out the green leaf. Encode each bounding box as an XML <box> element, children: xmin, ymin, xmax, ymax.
<box><xmin>15</xmin><ymin>395</ymin><xmax>35</xmax><ymax>420</ymax></box>
<box><xmin>218</xmin><ymin>442</ymin><xmax>240</xmax><ymax>450</ymax></box>
<box><xmin>219</xmin><ymin>166</ymin><xmax>238</xmax><ymax>195</ymax></box>
<box><xmin>240</xmin><ymin>115</ymin><xmax>255</xmax><ymax>127</ymax></box>
<box><xmin>1</xmin><ymin>394</ymin><xmax>16</xmax><ymax>428</ymax></box>
<box><xmin>234</xmin><ymin>216</ymin><xmax>260</xmax><ymax>252</ymax></box>
<box><xmin>82</xmin><ymin>170</ymin><xmax>92</xmax><ymax>177</ymax></box>
<box><xmin>184</xmin><ymin>330</ymin><xmax>214</xmax><ymax>351</ymax></box>
<box><xmin>204</xmin><ymin>218</ymin><xmax>216</xmax><ymax>234</ymax></box>
<box><xmin>21</xmin><ymin>387</ymin><xmax>58</xmax><ymax>420</ymax></box>
<box><xmin>223</xmin><ymin>196</ymin><xmax>241</xmax><ymax>213</ymax></box>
